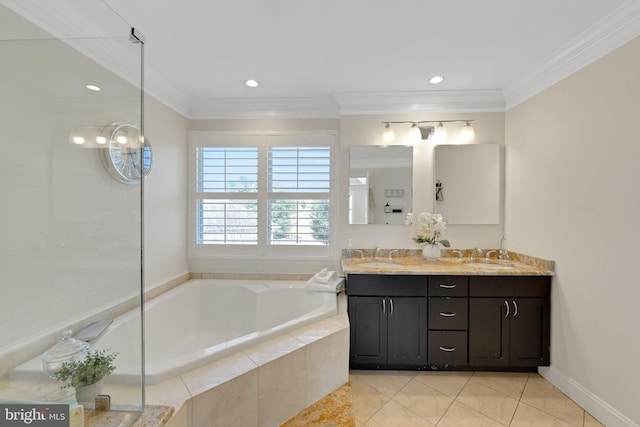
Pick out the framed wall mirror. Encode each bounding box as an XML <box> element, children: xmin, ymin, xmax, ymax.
<box><xmin>434</xmin><ymin>144</ymin><xmax>500</xmax><ymax>224</ymax></box>
<box><xmin>349</xmin><ymin>145</ymin><xmax>412</xmax><ymax>225</ymax></box>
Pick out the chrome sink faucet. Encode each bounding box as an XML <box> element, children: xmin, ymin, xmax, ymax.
<box><xmin>388</xmin><ymin>249</ymin><xmax>399</xmax><ymax>260</ymax></box>
<box><xmin>373</xmin><ymin>247</ymin><xmax>382</xmax><ymax>260</ymax></box>
<box><xmin>485</xmin><ymin>250</ymin><xmax>497</xmax><ymax>259</ymax></box>
<box><xmin>470</xmin><ymin>247</ymin><xmax>483</xmax><ymax>261</ymax></box>
<box><xmin>498</xmin><ymin>236</ymin><xmax>510</xmax><ymax>260</ymax></box>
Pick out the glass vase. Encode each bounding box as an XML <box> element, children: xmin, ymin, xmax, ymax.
<box><xmin>422</xmin><ymin>243</ymin><xmax>441</xmax><ymax>261</ymax></box>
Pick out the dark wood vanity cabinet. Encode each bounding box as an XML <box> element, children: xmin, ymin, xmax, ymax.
<box><xmin>348</xmin><ymin>275</ymin><xmax>428</xmax><ymax>369</ymax></box>
<box><xmin>468</xmin><ymin>276</ymin><xmax>551</xmax><ymax>367</ymax></box>
<box><xmin>347</xmin><ymin>273</ymin><xmax>551</xmax><ymax>371</ymax></box>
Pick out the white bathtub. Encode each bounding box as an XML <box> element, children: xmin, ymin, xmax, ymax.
<box><xmin>11</xmin><ymin>279</ymin><xmax>338</xmax><ymax>385</ymax></box>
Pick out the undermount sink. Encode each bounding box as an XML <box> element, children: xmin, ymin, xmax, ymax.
<box><xmin>357</xmin><ymin>261</ymin><xmax>405</xmax><ymax>269</ymax></box>
<box><xmin>465</xmin><ymin>262</ymin><xmax>515</xmax><ymax>270</ymax></box>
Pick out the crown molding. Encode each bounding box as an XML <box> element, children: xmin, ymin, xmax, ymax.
<box><xmin>188</xmin><ymin>90</ymin><xmax>506</xmax><ymax>119</ymax></box>
<box><xmin>504</xmin><ymin>0</ymin><xmax>640</xmax><ymax>109</ymax></box>
<box><xmin>188</xmin><ymin>97</ymin><xmax>340</xmax><ymax>120</ymax></box>
<box><xmin>333</xmin><ymin>90</ymin><xmax>506</xmax><ymax>115</ymax></box>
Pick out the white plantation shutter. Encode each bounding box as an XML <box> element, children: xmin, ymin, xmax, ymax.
<box><xmin>194</xmin><ymin>146</ymin><xmax>258</xmax><ymax>245</ymax></box>
<box><xmin>196</xmin><ymin>147</ymin><xmax>258</xmax><ymax>192</ymax></box>
<box><xmin>268</xmin><ymin>146</ymin><xmax>330</xmax><ymax>245</ymax></box>
<box><xmin>196</xmin><ymin>199</ymin><xmax>258</xmax><ymax>244</ymax></box>
<box><xmin>268</xmin><ymin>146</ymin><xmax>330</xmax><ymax>193</ymax></box>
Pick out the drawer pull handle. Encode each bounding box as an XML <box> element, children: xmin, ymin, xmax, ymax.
<box><xmin>389</xmin><ymin>298</ymin><xmax>394</xmax><ymax>316</ymax></box>
<box><xmin>439</xmin><ymin>284</ymin><xmax>456</xmax><ymax>289</ymax></box>
<box><xmin>513</xmin><ymin>300</ymin><xmax>518</xmax><ymax>317</ymax></box>
<box><xmin>382</xmin><ymin>299</ymin><xmax>386</xmax><ymax>314</ymax></box>
<box><xmin>504</xmin><ymin>300</ymin><xmax>510</xmax><ymax>318</ymax></box>
<box><xmin>439</xmin><ymin>346</ymin><xmax>456</xmax><ymax>352</ymax></box>
<box><xmin>439</xmin><ymin>312</ymin><xmax>456</xmax><ymax>317</ymax></box>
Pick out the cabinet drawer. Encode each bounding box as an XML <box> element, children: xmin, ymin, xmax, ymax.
<box><xmin>428</xmin><ymin>276</ymin><xmax>468</xmax><ymax>297</ymax></box>
<box><xmin>428</xmin><ymin>298</ymin><xmax>468</xmax><ymax>330</ymax></box>
<box><xmin>428</xmin><ymin>331</ymin><xmax>468</xmax><ymax>366</ymax></box>
<box><xmin>347</xmin><ymin>274</ymin><xmax>428</xmax><ymax>296</ymax></box>
<box><xmin>469</xmin><ymin>276</ymin><xmax>551</xmax><ymax>298</ymax></box>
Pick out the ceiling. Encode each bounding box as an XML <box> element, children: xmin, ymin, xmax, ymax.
<box><xmin>3</xmin><ymin>0</ymin><xmax>640</xmax><ymax>118</ymax></box>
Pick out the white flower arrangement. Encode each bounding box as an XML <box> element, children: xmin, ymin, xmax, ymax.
<box><xmin>411</xmin><ymin>212</ymin><xmax>450</xmax><ymax>247</ymax></box>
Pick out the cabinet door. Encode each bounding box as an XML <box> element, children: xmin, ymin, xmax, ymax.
<box><xmin>469</xmin><ymin>298</ymin><xmax>509</xmax><ymax>366</ymax></box>
<box><xmin>349</xmin><ymin>296</ymin><xmax>387</xmax><ymax>367</ymax></box>
<box><xmin>387</xmin><ymin>297</ymin><xmax>427</xmax><ymax>367</ymax></box>
<box><xmin>509</xmin><ymin>298</ymin><xmax>550</xmax><ymax>366</ymax></box>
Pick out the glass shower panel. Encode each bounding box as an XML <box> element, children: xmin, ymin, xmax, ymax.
<box><xmin>0</xmin><ymin>2</ymin><xmax>144</xmax><ymax>421</ymax></box>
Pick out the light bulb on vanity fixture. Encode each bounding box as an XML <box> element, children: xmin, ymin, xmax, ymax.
<box><xmin>433</xmin><ymin>122</ymin><xmax>448</xmax><ymax>144</ymax></box>
<box><xmin>407</xmin><ymin>123</ymin><xmax>422</xmax><ymax>144</ymax></box>
<box><xmin>70</xmin><ymin>131</ymin><xmax>86</xmax><ymax>145</ymax></box>
<box><xmin>382</xmin><ymin>123</ymin><xmax>396</xmax><ymax>142</ymax></box>
<box><xmin>459</xmin><ymin>121</ymin><xmax>476</xmax><ymax>143</ymax></box>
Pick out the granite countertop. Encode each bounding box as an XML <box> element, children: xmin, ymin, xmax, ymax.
<box><xmin>342</xmin><ymin>249</ymin><xmax>554</xmax><ymax>276</ymax></box>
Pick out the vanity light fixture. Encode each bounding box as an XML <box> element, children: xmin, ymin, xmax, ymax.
<box><xmin>245</xmin><ymin>79</ymin><xmax>259</xmax><ymax>88</ymax></box>
<box><xmin>380</xmin><ymin>120</ymin><xmax>475</xmax><ymax>144</ymax></box>
<box><xmin>429</xmin><ymin>75</ymin><xmax>444</xmax><ymax>84</ymax></box>
<box><xmin>85</xmin><ymin>84</ymin><xmax>101</xmax><ymax>91</ymax></box>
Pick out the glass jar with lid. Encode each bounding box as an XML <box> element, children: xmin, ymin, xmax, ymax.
<box><xmin>42</xmin><ymin>330</ymin><xmax>89</xmax><ymax>400</ymax></box>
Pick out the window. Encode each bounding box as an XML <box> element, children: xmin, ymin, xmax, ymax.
<box><xmin>189</xmin><ymin>132</ymin><xmax>335</xmax><ymax>258</ymax></box>
<box><xmin>195</xmin><ymin>147</ymin><xmax>258</xmax><ymax>245</ymax></box>
<box><xmin>268</xmin><ymin>146</ymin><xmax>330</xmax><ymax>245</ymax></box>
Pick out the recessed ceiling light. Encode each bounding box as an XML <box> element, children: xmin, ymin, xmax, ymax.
<box><xmin>245</xmin><ymin>79</ymin><xmax>259</xmax><ymax>88</ymax></box>
<box><xmin>85</xmin><ymin>84</ymin><xmax>101</xmax><ymax>91</ymax></box>
<box><xmin>429</xmin><ymin>76</ymin><xmax>444</xmax><ymax>84</ymax></box>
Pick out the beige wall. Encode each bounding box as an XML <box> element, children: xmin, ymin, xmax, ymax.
<box><xmin>143</xmin><ymin>95</ymin><xmax>190</xmax><ymax>289</ymax></box>
<box><xmin>505</xmin><ymin>36</ymin><xmax>640</xmax><ymax>426</ymax></box>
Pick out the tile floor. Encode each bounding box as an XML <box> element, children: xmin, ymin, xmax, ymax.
<box><xmin>350</xmin><ymin>370</ymin><xmax>604</xmax><ymax>427</ymax></box>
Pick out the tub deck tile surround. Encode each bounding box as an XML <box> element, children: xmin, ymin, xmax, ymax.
<box><xmin>169</xmin><ymin>310</ymin><xmax>350</xmax><ymax>427</ymax></box>
<box><xmin>136</xmin><ymin>310</ymin><xmax>349</xmax><ymax>427</ymax></box>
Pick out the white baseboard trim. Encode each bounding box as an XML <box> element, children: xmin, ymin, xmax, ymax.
<box><xmin>540</xmin><ymin>366</ymin><xmax>639</xmax><ymax>427</ymax></box>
